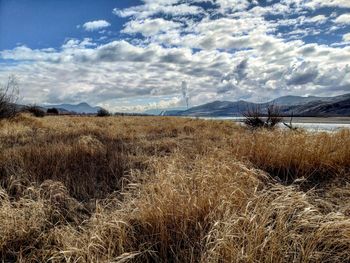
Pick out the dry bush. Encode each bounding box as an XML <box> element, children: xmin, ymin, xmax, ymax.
<box><xmin>0</xmin><ymin>116</ymin><xmax>349</xmax><ymax>262</ymax></box>
<box><xmin>243</xmin><ymin>104</ymin><xmax>283</xmax><ymax>129</ymax></box>
<box><xmin>0</xmin><ymin>75</ymin><xmax>19</xmax><ymax>120</ymax></box>
<box><xmin>47</xmin><ymin>107</ymin><xmax>59</xmax><ymax>115</ymax></box>
<box><xmin>243</xmin><ymin>106</ymin><xmax>265</xmax><ymax>128</ymax></box>
<box><xmin>24</xmin><ymin>105</ymin><xmax>46</xmax><ymax>117</ymax></box>
<box><xmin>97</xmin><ymin>108</ymin><xmax>111</xmax><ymax>117</ymax></box>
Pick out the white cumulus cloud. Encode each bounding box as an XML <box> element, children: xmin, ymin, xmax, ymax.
<box><xmin>334</xmin><ymin>14</ymin><xmax>350</xmax><ymax>24</ymax></box>
<box><xmin>1</xmin><ymin>0</ymin><xmax>350</xmax><ymax>112</ymax></box>
<box><xmin>82</xmin><ymin>20</ymin><xmax>111</xmax><ymax>31</ymax></box>
<box><xmin>122</xmin><ymin>18</ymin><xmax>182</xmax><ymax>37</ymax></box>
<box><xmin>306</xmin><ymin>0</ymin><xmax>350</xmax><ymax>9</ymax></box>
<box><xmin>343</xmin><ymin>33</ymin><xmax>350</xmax><ymax>42</ymax></box>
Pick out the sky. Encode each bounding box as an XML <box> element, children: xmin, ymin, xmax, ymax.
<box><xmin>0</xmin><ymin>0</ymin><xmax>350</xmax><ymax>112</ymax></box>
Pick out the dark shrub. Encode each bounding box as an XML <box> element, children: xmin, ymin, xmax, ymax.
<box><xmin>265</xmin><ymin>104</ymin><xmax>283</xmax><ymax>127</ymax></box>
<box><xmin>0</xmin><ymin>75</ymin><xmax>19</xmax><ymax>119</ymax></box>
<box><xmin>243</xmin><ymin>106</ymin><xmax>265</xmax><ymax>129</ymax></box>
<box><xmin>243</xmin><ymin>104</ymin><xmax>282</xmax><ymax>129</ymax></box>
<box><xmin>25</xmin><ymin>105</ymin><xmax>46</xmax><ymax>117</ymax></box>
<box><xmin>47</xmin><ymin>108</ymin><xmax>59</xmax><ymax>115</ymax></box>
<box><xmin>97</xmin><ymin>108</ymin><xmax>111</xmax><ymax>117</ymax></box>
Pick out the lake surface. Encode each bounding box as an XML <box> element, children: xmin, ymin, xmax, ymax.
<box><xmin>193</xmin><ymin>117</ymin><xmax>350</xmax><ymax>132</ymax></box>
<box><xmin>281</xmin><ymin>122</ymin><xmax>350</xmax><ymax>132</ymax></box>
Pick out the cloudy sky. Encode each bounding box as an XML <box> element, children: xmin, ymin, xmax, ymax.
<box><xmin>1</xmin><ymin>0</ymin><xmax>350</xmax><ymax>112</ymax></box>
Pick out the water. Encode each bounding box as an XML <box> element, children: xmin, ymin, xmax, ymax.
<box><xmin>283</xmin><ymin>123</ymin><xmax>350</xmax><ymax>132</ymax></box>
<box><xmin>191</xmin><ymin>117</ymin><xmax>350</xmax><ymax>132</ymax></box>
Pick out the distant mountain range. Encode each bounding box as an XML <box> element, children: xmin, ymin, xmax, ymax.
<box><xmin>42</xmin><ymin>102</ymin><xmax>101</xmax><ymax>114</ymax></box>
<box><xmin>162</xmin><ymin>93</ymin><xmax>350</xmax><ymax>117</ymax></box>
<box><xmin>16</xmin><ymin>93</ymin><xmax>349</xmax><ymax>116</ymax></box>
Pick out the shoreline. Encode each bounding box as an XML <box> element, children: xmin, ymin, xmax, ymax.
<box><xmin>190</xmin><ymin>116</ymin><xmax>350</xmax><ymax>124</ymax></box>
<box><xmin>282</xmin><ymin>117</ymin><xmax>350</xmax><ymax>124</ymax></box>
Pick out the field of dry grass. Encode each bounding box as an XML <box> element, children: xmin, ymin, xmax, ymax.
<box><xmin>0</xmin><ymin>114</ymin><xmax>349</xmax><ymax>262</ymax></box>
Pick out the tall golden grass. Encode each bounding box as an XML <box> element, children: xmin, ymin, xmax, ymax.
<box><xmin>0</xmin><ymin>114</ymin><xmax>349</xmax><ymax>262</ymax></box>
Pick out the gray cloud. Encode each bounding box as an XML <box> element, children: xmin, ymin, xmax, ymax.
<box><xmin>285</xmin><ymin>62</ymin><xmax>319</xmax><ymax>86</ymax></box>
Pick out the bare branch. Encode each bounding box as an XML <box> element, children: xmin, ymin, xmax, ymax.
<box><xmin>283</xmin><ymin>112</ymin><xmax>297</xmax><ymax>130</ymax></box>
<box><xmin>0</xmin><ymin>74</ymin><xmax>19</xmax><ymax>119</ymax></box>
<box><xmin>243</xmin><ymin>103</ymin><xmax>283</xmax><ymax>130</ymax></box>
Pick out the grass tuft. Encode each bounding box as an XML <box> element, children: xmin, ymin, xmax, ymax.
<box><xmin>0</xmin><ymin>115</ymin><xmax>349</xmax><ymax>262</ymax></box>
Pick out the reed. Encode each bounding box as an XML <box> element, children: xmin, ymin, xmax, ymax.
<box><xmin>0</xmin><ymin>114</ymin><xmax>349</xmax><ymax>262</ymax></box>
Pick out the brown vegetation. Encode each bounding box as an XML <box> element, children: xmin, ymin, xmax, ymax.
<box><xmin>0</xmin><ymin>114</ymin><xmax>349</xmax><ymax>262</ymax></box>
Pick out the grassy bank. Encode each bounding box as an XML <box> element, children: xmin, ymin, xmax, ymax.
<box><xmin>0</xmin><ymin>114</ymin><xmax>349</xmax><ymax>262</ymax></box>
